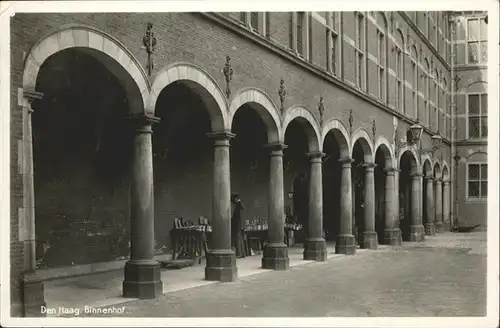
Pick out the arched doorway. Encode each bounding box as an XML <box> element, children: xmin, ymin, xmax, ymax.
<box><xmin>399</xmin><ymin>150</ymin><xmax>418</xmax><ymax>241</ymax></box>
<box><xmin>433</xmin><ymin>163</ymin><xmax>443</xmax><ymax>233</ymax></box>
<box><xmin>282</xmin><ymin>110</ymin><xmax>323</xmax><ymax>260</ymax></box>
<box><xmin>153</xmin><ymin>81</ymin><xmax>215</xmax><ymax>253</ymax></box>
<box><xmin>32</xmin><ymin>48</ymin><xmax>135</xmax><ymax>268</ymax></box>
<box><xmin>322</xmin><ymin>132</ymin><xmax>342</xmax><ymax>242</ymax></box>
<box><xmin>230</xmin><ymin>96</ymin><xmax>279</xmax><ymax>260</ymax></box>
<box><xmin>422</xmin><ymin>159</ymin><xmax>435</xmax><ymax>235</ymax></box>
<box><xmin>351</xmin><ymin>135</ymin><xmax>373</xmax><ymax>247</ymax></box>
<box><xmin>374</xmin><ymin>142</ymin><xmax>392</xmax><ymax>244</ymax></box>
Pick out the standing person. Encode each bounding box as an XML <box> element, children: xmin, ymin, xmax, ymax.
<box><xmin>231</xmin><ymin>193</ymin><xmax>247</xmax><ymax>258</ymax></box>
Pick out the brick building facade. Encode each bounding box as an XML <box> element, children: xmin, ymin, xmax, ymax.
<box><xmin>7</xmin><ymin>10</ymin><xmax>487</xmax><ymax>316</ymax></box>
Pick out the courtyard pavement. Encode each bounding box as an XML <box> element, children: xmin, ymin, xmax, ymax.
<box><xmin>45</xmin><ymin>231</ymin><xmax>487</xmax><ymax>317</ymax></box>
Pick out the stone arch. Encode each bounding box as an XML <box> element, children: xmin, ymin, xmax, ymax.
<box><xmin>351</xmin><ymin>128</ymin><xmax>374</xmax><ymax>163</ymax></box>
<box><xmin>228</xmin><ymin>87</ymin><xmax>281</xmax><ymax>143</ymax></box>
<box><xmin>442</xmin><ymin>162</ymin><xmax>450</xmax><ymax>181</ymax></box>
<box><xmin>148</xmin><ymin>62</ymin><xmax>228</xmax><ymax>131</ymax></box>
<box><xmin>374</xmin><ymin>135</ymin><xmax>395</xmax><ymax>168</ymax></box>
<box><xmin>399</xmin><ymin>150</ymin><xmax>419</xmax><ymax>175</ymax></box>
<box><xmin>395</xmin><ymin>28</ymin><xmax>405</xmax><ymax>50</ymax></box>
<box><xmin>23</xmin><ymin>24</ymin><xmax>149</xmax><ymax>115</ymax></box>
<box><xmin>422</xmin><ymin>158</ymin><xmax>433</xmax><ymax>177</ymax></box>
<box><xmin>282</xmin><ymin>106</ymin><xmax>321</xmax><ymax>152</ymax></box>
<box><xmin>321</xmin><ymin>119</ymin><xmax>350</xmax><ymax>158</ymax></box>
<box><xmin>397</xmin><ymin>146</ymin><xmax>421</xmax><ymax>172</ymax></box>
<box><xmin>433</xmin><ymin>161</ymin><xmax>442</xmax><ymax>179</ymax></box>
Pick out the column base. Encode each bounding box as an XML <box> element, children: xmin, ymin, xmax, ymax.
<box><xmin>408</xmin><ymin>225</ymin><xmax>425</xmax><ymax>242</ymax></box>
<box><xmin>383</xmin><ymin>228</ymin><xmax>402</xmax><ymax>246</ymax></box>
<box><xmin>23</xmin><ymin>273</ymin><xmax>46</xmax><ymax>317</ymax></box>
<box><xmin>335</xmin><ymin>234</ymin><xmax>356</xmax><ymax>255</ymax></box>
<box><xmin>424</xmin><ymin>223</ymin><xmax>436</xmax><ymax>235</ymax></box>
<box><xmin>361</xmin><ymin>231</ymin><xmax>378</xmax><ymax>249</ymax></box>
<box><xmin>205</xmin><ymin>249</ymin><xmax>237</xmax><ymax>282</ymax></box>
<box><xmin>435</xmin><ymin>221</ymin><xmax>444</xmax><ymax>233</ymax></box>
<box><xmin>262</xmin><ymin>243</ymin><xmax>290</xmax><ymax>270</ymax></box>
<box><xmin>303</xmin><ymin>238</ymin><xmax>327</xmax><ymax>261</ymax></box>
<box><xmin>123</xmin><ymin>260</ymin><xmax>163</xmax><ymax>299</ymax></box>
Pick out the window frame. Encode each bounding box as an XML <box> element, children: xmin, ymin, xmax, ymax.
<box><xmin>327</xmin><ymin>12</ymin><xmax>340</xmax><ymax>76</ymax></box>
<box><xmin>466</xmin><ymin>162</ymin><xmax>488</xmax><ymax>201</ymax></box>
<box><xmin>375</xmin><ymin>14</ymin><xmax>387</xmax><ymax>102</ymax></box>
<box><xmin>466</xmin><ymin>16</ymin><xmax>488</xmax><ymax>65</ymax></box>
<box><xmin>410</xmin><ymin>46</ymin><xmax>418</xmax><ymax>120</ymax></box>
<box><xmin>466</xmin><ymin>92</ymin><xmax>488</xmax><ymax>139</ymax></box>
<box><xmin>354</xmin><ymin>11</ymin><xmax>366</xmax><ymax>90</ymax></box>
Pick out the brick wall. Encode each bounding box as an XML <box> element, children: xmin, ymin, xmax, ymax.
<box><xmin>10</xmin><ymin>11</ymin><xmax>455</xmax><ymax>311</ymax></box>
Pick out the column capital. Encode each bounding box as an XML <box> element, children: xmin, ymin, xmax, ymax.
<box><xmin>361</xmin><ymin>162</ymin><xmax>377</xmax><ymax>170</ymax></box>
<box><xmin>126</xmin><ymin>114</ymin><xmax>160</xmax><ymax>133</ymax></box>
<box><xmin>424</xmin><ymin>175</ymin><xmax>434</xmax><ymax>181</ymax></box>
<box><xmin>306</xmin><ymin>151</ymin><xmax>325</xmax><ymax>163</ymax></box>
<box><xmin>23</xmin><ymin>88</ymin><xmax>43</xmax><ymax>103</ymax></box>
<box><xmin>265</xmin><ymin>142</ymin><xmax>287</xmax><ymax>156</ymax></box>
<box><xmin>443</xmin><ymin>180</ymin><xmax>450</xmax><ymax>185</ymax></box>
<box><xmin>434</xmin><ymin>178</ymin><xmax>442</xmax><ymax>183</ymax></box>
<box><xmin>410</xmin><ymin>173</ymin><xmax>423</xmax><ymax>178</ymax></box>
<box><xmin>383</xmin><ymin>167</ymin><xmax>399</xmax><ymax>175</ymax></box>
<box><xmin>264</xmin><ymin>142</ymin><xmax>288</xmax><ymax>151</ymax></box>
<box><xmin>338</xmin><ymin>157</ymin><xmax>354</xmax><ymax>168</ymax></box>
<box><xmin>207</xmin><ymin>131</ymin><xmax>236</xmax><ymax>140</ymax></box>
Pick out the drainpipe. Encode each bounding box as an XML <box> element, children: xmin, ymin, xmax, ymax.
<box><xmin>449</xmin><ymin>14</ymin><xmax>458</xmax><ymax>230</ymax></box>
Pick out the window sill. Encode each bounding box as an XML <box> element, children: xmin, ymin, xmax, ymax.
<box><xmin>465</xmin><ymin>198</ymin><xmax>488</xmax><ymax>203</ymax></box>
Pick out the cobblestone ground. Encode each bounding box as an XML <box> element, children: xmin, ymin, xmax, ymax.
<box><xmin>85</xmin><ymin>232</ymin><xmax>487</xmax><ymax>317</ymax></box>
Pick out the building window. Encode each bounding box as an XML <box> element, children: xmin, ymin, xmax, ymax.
<box><xmin>422</xmin><ymin>59</ymin><xmax>430</xmax><ymax>126</ymax></box>
<box><xmin>297</xmin><ymin>12</ymin><xmax>305</xmax><ymax>56</ymax></box>
<box><xmin>467</xmin><ymin>17</ymin><xmax>488</xmax><ymax>64</ymax></box>
<box><xmin>250</xmin><ymin>12</ymin><xmax>259</xmax><ymax>32</ymax></box>
<box><xmin>327</xmin><ymin>12</ymin><xmax>339</xmax><ymax>75</ymax></box>
<box><xmin>423</xmin><ymin>12</ymin><xmax>428</xmax><ymax>36</ymax></box>
<box><xmin>355</xmin><ymin>12</ymin><xmax>365</xmax><ymax>89</ymax></box>
<box><xmin>468</xmin><ymin>93</ymin><xmax>488</xmax><ymax>139</ymax></box>
<box><xmin>377</xmin><ymin>30</ymin><xmax>385</xmax><ymax>100</ymax></box>
<box><xmin>434</xmin><ymin>70</ymin><xmax>439</xmax><ymax>131</ymax></box>
<box><xmin>411</xmin><ymin>46</ymin><xmax>418</xmax><ymax>119</ymax></box>
<box><xmin>395</xmin><ymin>31</ymin><xmax>404</xmax><ymax>113</ymax></box>
<box><xmin>467</xmin><ymin>163</ymin><xmax>487</xmax><ymax>199</ymax></box>
<box><xmin>289</xmin><ymin>13</ymin><xmax>294</xmax><ymax>49</ymax></box>
<box><xmin>240</xmin><ymin>12</ymin><xmax>246</xmax><ymax>23</ymax></box>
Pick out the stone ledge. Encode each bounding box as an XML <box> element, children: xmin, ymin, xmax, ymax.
<box><xmin>33</xmin><ymin>253</ymin><xmax>172</xmax><ymax>282</ymax></box>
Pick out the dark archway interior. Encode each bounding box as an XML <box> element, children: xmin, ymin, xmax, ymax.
<box><xmin>33</xmin><ymin>49</ymin><xmax>132</xmax><ymax>268</ymax></box>
<box><xmin>322</xmin><ymin>132</ymin><xmax>341</xmax><ymax>241</ymax></box>
<box><xmin>352</xmin><ymin>142</ymin><xmax>365</xmax><ymax>245</ymax></box>
<box><xmin>423</xmin><ymin>162</ymin><xmax>432</xmax><ymax>229</ymax></box>
<box><xmin>284</xmin><ymin>120</ymin><xmax>309</xmax><ymax>243</ymax></box>
<box><xmin>374</xmin><ymin>149</ymin><xmax>388</xmax><ymax>243</ymax></box>
<box><xmin>399</xmin><ymin>151</ymin><xmax>414</xmax><ymax>241</ymax></box>
<box><xmin>231</xmin><ymin>105</ymin><xmax>269</xmax><ymax>227</ymax></box>
<box><xmin>153</xmin><ymin>81</ymin><xmax>213</xmax><ymax>250</ymax></box>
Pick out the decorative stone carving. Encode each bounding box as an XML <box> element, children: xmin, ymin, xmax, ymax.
<box><xmin>223</xmin><ymin>56</ymin><xmax>233</xmax><ymax>98</ymax></box>
<box><xmin>278</xmin><ymin>78</ymin><xmax>287</xmax><ymax>115</ymax></box>
<box><xmin>143</xmin><ymin>23</ymin><xmax>157</xmax><ymax>76</ymax></box>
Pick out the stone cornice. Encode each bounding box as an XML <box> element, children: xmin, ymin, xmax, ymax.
<box><xmin>199</xmin><ymin>13</ymin><xmax>451</xmax><ymax>147</ymax></box>
<box><xmin>454</xmin><ymin>64</ymin><xmax>488</xmax><ymax>72</ymax></box>
<box><xmin>399</xmin><ymin>12</ymin><xmax>451</xmax><ymax>71</ymax></box>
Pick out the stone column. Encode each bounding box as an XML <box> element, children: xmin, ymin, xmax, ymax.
<box><xmin>434</xmin><ymin>178</ymin><xmax>443</xmax><ymax>233</ymax></box>
<box><xmin>303</xmin><ymin>151</ymin><xmax>327</xmax><ymax>260</ymax></box>
<box><xmin>335</xmin><ymin>157</ymin><xmax>356</xmax><ymax>255</ymax></box>
<box><xmin>262</xmin><ymin>143</ymin><xmax>290</xmax><ymax>270</ymax></box>
<box><xmin>21</xmin><ymin>89</ymin><xmax>47</xmax><ymax>317</ymax></box>
<box><xmin>442</xmin><ymin>180</ymin><xmax>450</xmax><ymax>226</ymax></box>
<box><xmin>205</xmin><ymin>132</ymin><xmax>237</xmax><ymax>281</ymax></box>
<box><xmin>383</xmin><ymin>167</ymin><xmax>401</xmax><ymax>245</ymax></box>
<box><xmin>424</xmin><ymin>176</ymin><xmax>436</xmax><ymax>235</ymax></box>
<box><xmin>409</xmin><ymin>173</ymin><xmax>425</xmax><ymax>241</ymax></box>
<box><xmin>362</xmin><ymin>163</ymin><xmax>377</xmax><ymax>249</ymax></box>
<box><xmin>123</xmin><ymin>115</ymin><xmax>162</xmax><ymax>298</ymax></box>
